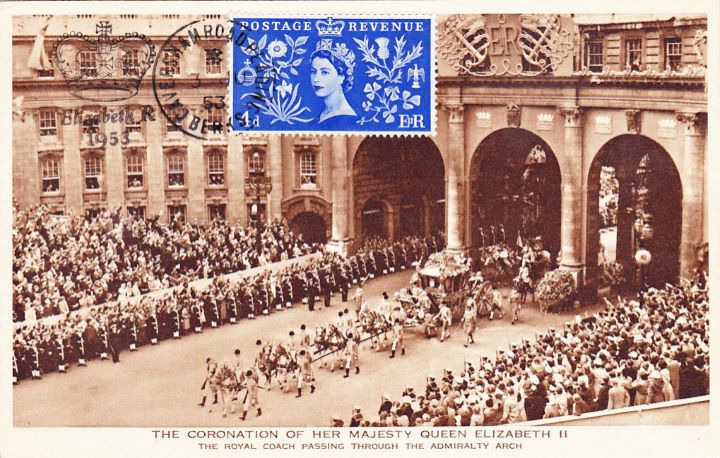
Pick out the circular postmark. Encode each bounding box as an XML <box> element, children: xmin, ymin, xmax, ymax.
<box><xmin>152</xmin><ymin>18</ymin><xmax>272</xmax><ymax>140</ymax></box>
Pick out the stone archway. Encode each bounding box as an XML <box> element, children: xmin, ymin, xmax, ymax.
<box><xmin>353</xmin><ymin>137</ymin><xmax>445</xmax><ymax>242</ymax></box>
<box><xmin>398</xmin><ymin>192</ymin><xmax>426</xmax><ymax>237</ymax></box>
<box><xmin>281</xmin><ymin>195</ymin><xmax>331</xmax><ymax>243</ymax></box>
<box><xmin>469</xmin><ymin>128</ymin><xmax>562</xmax><ymax>255</ymax></box>
<box><xmin>360</xmin><ymin>197</ymin><xmax>392</xmax><ymax>240</ymax></box>
<box><xmin>290</xmin><ymin>212</ymin><xmax>328</xmax><ymax>244</ymax></box>
<box><xmin>586</xmin><ymin>134</ymin><xmax>682</xmax><ymax>288</ymax></box>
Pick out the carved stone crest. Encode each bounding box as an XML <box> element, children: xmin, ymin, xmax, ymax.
<box><xmin>625</xmin><ymin>109</ymin><xmax>641</xmax><ymax>134</ymax></box>
<box><xmin>506</xmin><ymin>102</ymin><xmax>521</xmax><ymax>128</ymax></box>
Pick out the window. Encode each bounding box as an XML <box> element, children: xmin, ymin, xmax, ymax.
<box><xmin>207</xmin><ymin>151</ymin><xmax>225</xmax><ymax>186</ymax></box>
<box><xmin>168</xmin><ymin>205</ymin><xmax>186</xmax><ymax>223</ymax></box>
<box><xmin>123</xmin><ymin>49</ymin><xmax>141</xmax><ymax>76</ymax></box>
<box><xmin>625</xmin><ymin>38</ymin><xmax>643</xmax><ymax>70</ymax></box>
<box><xmin>82</xmin><ymin>114</ymin><xmax>100</xmax><ymax>137</ymax></box>
<box><xmin>41</xmin><ymin>159</ymin><xmax>60</xmax><ymax>193</ymax></box>
<box><xmin>167</xmin><ymin>154</ymin><xmax>185</xmax><ymax>187</ymax></box>
<box><xmin>79</xmin><ymin>51</ymin><xmax>97</xmax><ymax>77</ymax></box>
<box><xmin>127</xmin><ymin>206</ymin><xmax>146</xmax><ymax>219</ymax></box>
<box><xmin>205</xmin><ymin>48</ymin><xmax>223</xmax><ymax>74</ymax></box>
<box><xmin>126</xmin><ymin>154</ymin><xmax>144</xmax><ymax>189</ymax></box>
<box><xmin>162</xmin><ymin>48</ymin><xmax>180</xmax><ymax>76</ymax></box>
<box><xmin>125</xmin><ymin>114</ymin><xmax>142</xmax><ymax>136</ymax></box>
<box><xmin>664</xmin><ymin>37</ymin><xmax>682</xmax><ymax>71</ymax></box>
<box><xmin>83</xmin><ymin>156</ymin><xmax>103</xmax><ymax>190</ymax></box>
<box><xmin>208</xmin><ymin>204</ymin><xmax>226</xmax><ymax>221</ymax></box>
<box><xmin>39</xmin><ymin>110</ymin><xmax>58</xmax><ymax>138</ymax></box>
<box><xmin>205</xmin><ymin>108</ymin><xmax>224</xmax><ymax>134</ymax></box>
<box><xmin>300</xmin><ymin>151</ymin><xmax>317</xmax><ymax>187</ymax></box>
<box><xmin>248</xmin><ymin>151</ymin><xmax>265</xmax><ymax>175</ymax></box>
<box><xmin>587</xmin><ymin>40</ymin><xmax>604</xmax><ymax>73</ymax></box>
<box><xmin>166</xmin><ymin>107</ymin><xmax>185</xmax><ymax>133</ymax></box>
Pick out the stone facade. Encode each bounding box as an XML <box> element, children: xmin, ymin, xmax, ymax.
<box><xmin>12</xmin><ymin>14</ymin><xmax>707</xmax><ymax>282</ymax></box>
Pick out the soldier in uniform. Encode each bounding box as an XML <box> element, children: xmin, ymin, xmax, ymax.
<box><xmin>146</xmin><ymin>310</ymin><xmax>159</xmax><ymax>344</ymax></box>
<box><xmin>389</xmin><ymin>319</ymin><xmax>405</xmax><ymax>358</ymax></box>
<box><xmin>241</xmin><ymin>369</ymin><xmax>262</xmax><ymax>420</ymax></box>
<box><xmin>72</xmin><ymin>325</ymin><xmax>88</xmax><ymax>366</ymax></box>
<box><xmin>227</xmin><ymin>290</ymin><xmax>239</xmax><ymax>323</ymax></box>
<box><xmin>198</xmin><ymin>357</ymin><xmax>218</xmax><ymax>407</ymax></box>
<box><xmin>296</xmin><ymin>349</ymin><xmax>316</xmax><ymax>397</ymax></box>
<box><xmin>462</xmin><ymin>298</ymin><xmax>478</xmax><ymax>347</ymax></box>
<box><xmin>320</xmin><ymin>267</ymin><xmax>332</xmax><ymax>308</ymax></box>
<box><xmin>436</xmin><ymin>302</ymin><xmax>452</xmax><ymax>342</ymax></box>
<box><xmin>305</xmin><ymin>272</ymin><xmax>316</xmax><ymax>312</ymax></box>
<box><xmin>108</xmin><ymin>320</ymin><xmax>124</xmax><ymax>363</ymax></box>
<box><xmin>344</xmin><ymin>329</ymin><xmax>360</xmax><ymax>377</ymax></box>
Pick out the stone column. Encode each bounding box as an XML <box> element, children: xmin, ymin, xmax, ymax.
<box><xmin>329</xmin><ymin>135</ymin><xmax>351</xmax><ymax>254</ymax></box>
<box><xmin>104</xmin><ymin>108</ymin><xmax>125</xmax><ymax>211</ymax></box>
<box><xmin>444</xmin><ymin>103</ymin><xmax>465</xmax><ymax>254</ymax></box>
<box><xmin>614</xmin><ymin>163</ymin><xmax>635</xmax><ymax>271</ymax></box>
<box><xmin>266</xmin><ymin>134</ymin><xmax>283</xmax><ymax>222</ymax></box>
<box><xmin>557</xmin><ymin>106</ymin><xmax>584</xmax><ymax>282</ymax></box>
<box><xmin>676</xmin><ymin>111</ymin><xmax>706</xmax><ymax>278</ymax></box>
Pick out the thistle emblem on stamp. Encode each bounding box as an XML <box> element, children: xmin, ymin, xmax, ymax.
<box><xmin>232</xmin><ymin>16</ymin><xmax>434</xmax><ymax>134</ymax></box>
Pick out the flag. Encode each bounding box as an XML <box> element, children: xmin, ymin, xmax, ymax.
<box><xmin>27</xmin><ymin>16</ymin><xmax>53</xmax><ymax>71</ymax></box>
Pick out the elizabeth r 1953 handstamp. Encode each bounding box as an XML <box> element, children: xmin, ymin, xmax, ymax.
<box><xmin>231</xmin><ymin>16</ymin><xmax>434</xmax><ymax>135</ymax></box>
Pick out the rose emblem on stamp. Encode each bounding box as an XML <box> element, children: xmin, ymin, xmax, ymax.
<box><xmin>231</xmin><ymin>16</ymin><xmax>435</xmax><ymax>135</ymax></box>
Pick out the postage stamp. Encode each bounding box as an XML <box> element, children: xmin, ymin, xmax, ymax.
<box><xmin>230</xmin><ymin>16</ymin><xmax>435</xmax><ymax>135</ymax></box>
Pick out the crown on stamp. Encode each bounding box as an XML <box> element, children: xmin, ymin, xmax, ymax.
<box><xmin>316</xmin><ymin>17</ymin><xmax>345</xmax><ymax>37</ymax></box>
<box><xmin>52</xmin><ymin>22</ymin><xmax>156</xmax><ymax>102</ymax></box>
<box><xmin>476</xmin><ymin>111</ymin><xmax>491</xmax><ymax>121</ymax></box>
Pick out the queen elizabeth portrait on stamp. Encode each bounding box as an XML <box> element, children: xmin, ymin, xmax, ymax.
<box><xmin>310</xmin><ymin>39</ymin><xmax>357</xmax><ymax>123</ymax></box>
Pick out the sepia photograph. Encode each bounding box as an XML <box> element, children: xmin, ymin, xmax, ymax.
<box><xmin>3</xmin><ymin>3</ymin><xmax>717</xmax><ymax>457</ymax></box>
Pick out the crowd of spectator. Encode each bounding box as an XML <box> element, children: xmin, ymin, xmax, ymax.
<box><xmin>13</xmin><ymin>232</ymin><xmax>444</xmax><ymax>383</ymax></box>
<box><xmin>341</xmin><ymin>276</ymin><xmax>709</xmax><ymax>426</ymax></box>
<box><xmin>13</xmin><ymin>206</ymin><xmax>322</xmax><ymax>322</ymax></box>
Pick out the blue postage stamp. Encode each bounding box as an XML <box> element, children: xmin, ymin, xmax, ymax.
<box><xmin>231</xmin><ymin>16</ymin><xmax>434</xmax><ymax>135</ymax></box>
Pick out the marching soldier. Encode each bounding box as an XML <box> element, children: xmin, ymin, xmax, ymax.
<box><xmin>198</xmin><ymin>357</ymin><xmax>218</xmax><ymax>407</ymax></box>
<box><xmin>462</xmin><ymin>297</ymin><xmax>478</xmax><ymax>347</ymax></box>
<box><xmin>344</xmin><ymin>329</ymin><xmax>360</xmax><ymax>377</ymax></box>
<box><xmin>436</xmin><ymin>302</ymin><xmax>452</xmax><ymax>342</ymax></box>
<box><xmin>282</xmin><ymin>273</ymin><xmax>294</xmax><ymax>309</ymax></box>
<box><xmin>389</xmin><ymin>319</ymin><xmax>405</xmax><ymax>358</ymax></box>
<box><xmin>305</xmin><ymin>272</ymin><xmax>316</xmax><ymax>312</ymax></box>
<box><xmin>54</xmin><ymin>332</ymin><xmax>67</xmax><ymax>373</ymax></box>
<box><xmin>299</xmin><ymin>324</ymin><xmax>311</xmax><ymax>349</ymax></box>
<box><xmin>241</xmin><ymin>369</ymin><xmax>262</xmax><ymax>420</ymax></box>
<box><xmin>27</xmin><ymin>340</ymin><xmax>41</xmax><ymax>379</ymax></box>
<box><xmin>295</xmin><ymin>349</ymin><xmax>316</xmax><ymax>397</ymax></box>
<box><xmin>98</xmin><ymin>322</ymin><xmax>109</xmax><ymax>360</ymax></box>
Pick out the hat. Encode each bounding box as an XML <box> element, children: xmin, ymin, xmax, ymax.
<box><xmin>353</xmin><ymin>406</ymin><xmax>362</xmax><ymax>411</ymax></box>
<box><xmin>402</xmin><ymin>396</ymin><xmax>412</xmax><ymax>404</ymax></box>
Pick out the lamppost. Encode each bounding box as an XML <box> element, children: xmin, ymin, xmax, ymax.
<box><xmin>245</xmin><ymin>151</ymin><xmax>273</xmax><ymax>254</ymax></box>
<box><xmin>633</xmin><ymin>211</ymin><xmax>654</xmax><ymax>289</ymax></box>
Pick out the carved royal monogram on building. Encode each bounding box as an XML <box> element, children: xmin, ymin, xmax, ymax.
<box><xmin>438</xmin><ymin>14</ymin><xmax>574</xmax><ymax>76</ymax></box>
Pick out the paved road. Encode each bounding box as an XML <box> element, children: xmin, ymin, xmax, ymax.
<box><xmin>13</xmin><ymin>270</ymin><xmax>596</xmax><ymax>427</ymax></box>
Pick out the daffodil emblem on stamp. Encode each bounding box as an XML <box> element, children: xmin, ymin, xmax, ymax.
<box><xmin>232</xmin><ymin>16</ymin><xmax>434</xmax><ymax>134</ymax></box>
